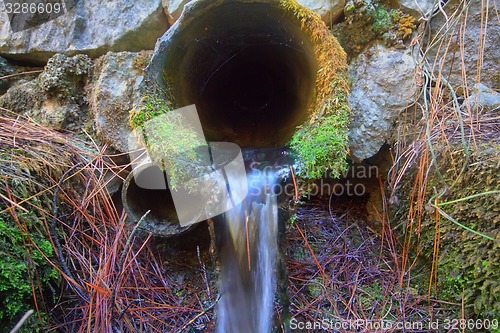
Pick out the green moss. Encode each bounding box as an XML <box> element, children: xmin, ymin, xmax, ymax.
<box><xmin>372</xmin><ymin>6</ymin><xmax>415</xmax><ymax>41</ymax></box>
<box><xmin>0</xmin><ymin>213</ymin><xmax>57</xmax><ymax>331</ymax></box>
<box><xmin>0</xmin><ymin>142</ymin><xmax>67</xmax><ymax>332</ymax></box>
<box><xmin>130</xmin><ymin>95</ymin><xmax>172</xmax><ymax>129</ymax></box>
<box><xmin>372</xmin><ymin>6</ymin><xmax>394</xmax><ymax>35</ymax></box>
<box><xmin>290</xmin><ymin>93</ymin><xmax>350</xmax><ymax>179</ymax></box>
<box><xmin>280</xmin><ymin>0</ymin><xmax>350</xmax><ymax>182</ymax></box>
<box><xmin>130</xmin><ymin>95</ymin><xmax>207</xmax><ymax>189</ymax></box>
<box><xmin>430</xmin><ymin>144</ymin><xmax>499</xmax><ymax>318</ymax></box>
<box><xmin>358</xmin><ymin>281</ymin><xmax>384</xmax><ymax>309</ymax></box>
<box><xmin>307</xmin><ymin>276</ymin><xmax>324</xmax><ymax>298</ymax></box>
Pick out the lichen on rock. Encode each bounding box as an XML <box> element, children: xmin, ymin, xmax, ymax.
<box><xmin>38</xmin><ymin>53</ymin><xmax>92</xmax><ymax>101</ymax></box>
<box><xmin>332</xmin><ymin>0</ymin><xmax>416</xmax><ymax>59</ymax></box>
<box><xmin>0</xmin><ymin>54</ymin><xmax>91</xmax><ymax>131</ymax></box>
<box><xmin>348</xmin><ymin>43</ymin><xmax>418</xmax><ymax>161</ymax></box>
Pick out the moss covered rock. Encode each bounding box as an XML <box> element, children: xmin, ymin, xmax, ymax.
<box><xmin>393</xmin><ymin>141</ymin><xmax>500</xmax><ymax>318</ymax></box>
<box><xmin>331</xmin><ymin>1</ymin><xmax>416</xmax><ymax>59</ymax></box>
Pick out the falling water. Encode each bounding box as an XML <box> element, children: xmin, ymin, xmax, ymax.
<box><xmin>215</xmin><ymin>167</ymin><xmax>279</xmax><ymax>333</ymax></box>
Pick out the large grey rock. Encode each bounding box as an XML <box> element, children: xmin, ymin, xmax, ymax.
<box><xmin>296</xmin><ymin>0</ymin><xmax>345</xmax><ymax>24</ymax></box>
<box><xmin>426</xmin><ymin>0</ymin><xmax>500</xmax><ymax>90</ymax></box>
<box><xmin>87</xmin><ymin>51</ymin><xmax>152</xmax><ymax>153</ymax></box>
<box><xmin>348</xmin><ymin>43</ymin><xmax>417</xmax><ymax>161</ymax></box>
<box><xmin>0</xmin><ymin>0</ymin><xmax>168</xmax><ymax>64</ymax></box>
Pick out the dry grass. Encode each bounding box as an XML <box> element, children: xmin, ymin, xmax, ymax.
<box><xmin>284</xmin><ymin>195</ymin><xmax>432</xmax><ymax>333</ymax></box>
<box><xmin>0</xmin><ymin>114</ymin><xmax>216</xmax><ymax>333</ymax></box>
<box><xmin>387</xmin><ymin>0</ymin><xmax>499</xmax><ymax>323</ymax></box>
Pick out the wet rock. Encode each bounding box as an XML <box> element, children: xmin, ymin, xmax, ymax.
<box><xmin>463</xmin><ymin>84</ymin><xmax>500</xmax><ymax>114</ymax></box>
<box><xmin>87</xmin><ymin>51</ymin><xmax>152</xmax><ymax>153</ymax></box>
<box><xmin>296</xmin><ymin>0</ymin><xmax>346</xmax><ymax>24</ymax></box>
<box><xmin>426</xmin><ymin>0</ymin><xmax>500</xmax><ymax>89</ymax></box>
<box><xmin>348</xmin><ymin>43</ymin><xmax>417</xmax><ymax>161</ymax></box>
<box><xmin>0</xmin><ymin>0</ymin><xmax>169</xmax><ymax>64</ymax></box>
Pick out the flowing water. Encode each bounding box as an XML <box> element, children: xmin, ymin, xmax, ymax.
<box><xmin>215</xmin><ymin>168</ymin><xmax>279</xmax><ymax>333</ymax></box>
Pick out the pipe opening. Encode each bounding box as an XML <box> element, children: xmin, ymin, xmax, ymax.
<box><xmin>125</xmin><ymin>0</ymin><xmax>350</xmax><ymax>236</ymax></box>
<box><xmin>161</xmin><ymin>2</ymin><xmax>318</xmax><ymax>147</ymax></box>
<box><xmin>122</xmin><ymin>164</ymin><xmax>194</xmax><ymax>235</ymax></box>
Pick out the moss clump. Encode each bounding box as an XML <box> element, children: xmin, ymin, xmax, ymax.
<box><xmin>372</xmin><ymin>5</ymin><xmax>395</xmax><ymax>35</ymax></box>
<box><xmin>0</xmin><ymin>214</ymin><xmax>57</xmax><ymax>331</ymax></box>
<box><xmin>289</xmin><ymin>93</ymin><xmax>350</xmax><ymax>179</ymax></box>
<box><xmin>130</xmin><ymin>95</ymin><xmax>172</xmax><ymax>129</ymax></box>
<box><xmin>0</xmin><ymin>146</ymin><xmax>61</xmax><ymax>331</ymax></box>
<box><xmin>280</xmin><ymin>0</ymin><xmax>350</xmax><ymax>181</ymax></box>
<box><xmin>131</xmin><ymin>95</ymin><xmax>207</xmax><ymax>189</ymax></box>
<box><xmin>372</xmin><ymin>6</ymin><xmax>415</xmax><ymax>42</ymax></box>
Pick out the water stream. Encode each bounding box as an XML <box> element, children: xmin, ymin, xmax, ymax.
<box><xmin>215</xmin><ymin>167</ymin><xmax>280</xmax><ymax>333</ymax></box>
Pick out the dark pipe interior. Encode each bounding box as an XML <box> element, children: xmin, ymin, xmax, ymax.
<box><xmin>162</xmin><ymin>2</ymin><xmax>317</xmax><ymax>147</ymax></box>
<box><xmin>124</xmin><ymin>165</ymin><xmax>193</xmax><ymax>235</ymax></box>
<box><xmin>125</xmin><ymin>165</ymin><xmax>177</xmax><ymax>220</ymax></box>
